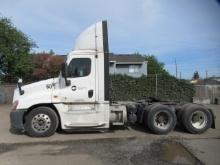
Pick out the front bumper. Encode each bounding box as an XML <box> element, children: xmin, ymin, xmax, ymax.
<box><xmin>10</xmin><ymin>110</ymin><xmax>25</xmax><ymax>130</ymax></box>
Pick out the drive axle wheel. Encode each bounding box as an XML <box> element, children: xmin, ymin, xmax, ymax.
<box><xmin>146</xmin><ymin>104</ymin><xmax>176</xmax><ymax>134</ymax></box>
<box><xmin>154</xmin><ymin>112</ymin><xmax>170</xmax><ymax>130</ymax></box>
<box><xmin>191</xmin><ymin>111</ymin><xmax>207</xmax><ymax>129</ymax></box>
<box><xmin>177</xmin><ymin>103</ymin><xmax>191</xmax><ymax>123</ymax></box>
<box><xmin>181</xmin><ymin>105</ymin><xmax>212</xmax><ymax>134</ymax></box>
<box><xmin>24</xmin><ymin>106</ymin><xmax>59</xmax><ymax>137</ymax></box>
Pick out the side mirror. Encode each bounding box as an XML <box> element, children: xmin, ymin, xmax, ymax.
<box><xmin>18</xmin><ymin>78</ymin><xmax>23</xmax><ymax>83</ymax></box>
<box><xmin>17</xmin><ymin>78</ymin><xmax>24</xmax><ymax>95</ymax></box>
<box><xmin>61</xmin><ymin>63</ymin><xmax>71</xmax><ymax>86</ymax></box>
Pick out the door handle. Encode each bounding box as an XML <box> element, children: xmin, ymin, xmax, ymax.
<box><xmin>71</xmin><ymin>86</ymin><xmax>76</xmax><ymax>91</ymax></box>
<box><xmin>88</xmin><ymin>90</ymin><xmax>93</xmax><ymax>98</ymax></box>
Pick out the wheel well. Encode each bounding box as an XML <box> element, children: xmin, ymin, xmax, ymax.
<box><xmin>24</xmin><ymin>103</ymin><xmax>61</xmax><ymax>130</ymax></box>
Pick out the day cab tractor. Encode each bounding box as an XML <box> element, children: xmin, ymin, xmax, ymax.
<box><xmin>10</xmin><ymin>21</ymin><xmax>215</xmax><ymax>137</ymax></box>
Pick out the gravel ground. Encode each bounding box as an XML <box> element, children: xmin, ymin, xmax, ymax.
<box><xmin>0</xmin><ymin>137</ymin><xmax>204</xmax><ymax>165</ymax></box>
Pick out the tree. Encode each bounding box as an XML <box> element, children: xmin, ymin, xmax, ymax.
<box><xmin>143</xmin><ymin>54</ymin><xmax>169</xmax><ymax>75</ymax></box>
<box><xmin>31</xmin><ymin>53</ymin><xmax>64</xmax><ymax>81</ymax></box>
<box><xmin>0</xmin><ymin>16</ymin><xmax>36</xmax><ymax>82</ymax></box>
<box><xmin>49</xmin><ymin>49</ymin><xmax>55</xmax><ymax>55</ymax></box>
<box><xmin>192</xmin><ymin>71</ymin><xmax>199</xmax><ymax>80</ymax></box>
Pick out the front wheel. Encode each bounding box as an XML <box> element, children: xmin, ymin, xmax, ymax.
<box><xmin>146</xmin><ymin>104</ymin><xmax>177</xmax><ymax>134</ymax></box>
<box><xmin>24</xmin><ymin>106</ymin><xmax>59</xmax><ymax>137</ymax></box>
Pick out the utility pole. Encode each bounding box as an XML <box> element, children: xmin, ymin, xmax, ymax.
<box><xmin>180</xmin><ymin>72</ymin><xmax>181</xmax><ymax>80</ymax></box>
<box><xmin>155</xmin><ymin>74</ymin><xmax>158</xmax><ymax>97</ymax></box>
<box><xmin>206</xmin><ymin>70</ymin><xmax>208</xmax><ymax>79</ymax></box>
<box><xmin>175</xmin><ymin>58</ymin><xmax>178</xmax><ymax>78</ymax></box>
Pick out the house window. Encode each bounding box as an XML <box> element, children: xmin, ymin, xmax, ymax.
<box><xmin>129</xmin><ymin>65</ymin><xmax>140</xmax><ymax>73</ymax></box>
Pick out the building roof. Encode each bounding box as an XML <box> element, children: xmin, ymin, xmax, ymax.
<box><xmin>109</xmin><ymin>53</ymin><xmax>145</xmax><ymax>63</ymax></box>
<box><xmin>196</xmin><ymin>77</ymin><xmax>220</xmax><ymax>85</ymax></box>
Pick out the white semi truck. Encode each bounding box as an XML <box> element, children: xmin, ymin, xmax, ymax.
<box><xmin>10</xmin><ymin>21</ymin><xmax>215</xmax><ymax>137</ymax></box>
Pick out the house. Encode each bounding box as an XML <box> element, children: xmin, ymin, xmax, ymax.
<box><xmin>109</xmin><ymin>53</ymin><xmax>147</xmax><ymax>78</ymax></box>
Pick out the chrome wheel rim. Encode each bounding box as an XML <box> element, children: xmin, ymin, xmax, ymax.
<box><xmin>154</xmin><ymin>111</ymin><xmax>171</xmax><ymax>130</ymax></box>
<box><xmin>190</xmin><ymin>111</ymin><xmax>207</xmax><ymax>129</ymax></box>
<box><xmin>31</xmin><ymin>114</ymin><xmax>51</xmax><ymax>133</ymax></box>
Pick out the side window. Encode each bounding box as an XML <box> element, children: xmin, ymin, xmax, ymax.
<box><xmin>67</xmin><ymin>58</ymin><xmax>91</xmax><ymax>78</ymax></box>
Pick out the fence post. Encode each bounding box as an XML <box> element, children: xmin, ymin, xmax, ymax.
<box><xmin>155</xmin><ymin>74</ymin><xmax>158</xmax><ymax>97</ymax></box>
<box><xmin>212</xmin><ymin>86</ymin><xmax>214</xmax><ymax>104</ymax></box>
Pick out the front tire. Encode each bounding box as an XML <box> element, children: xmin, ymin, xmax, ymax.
<box><xmin>24</xmin><ymin>106</ymin><xmax>59</xmax><ymax>137</ymax></box>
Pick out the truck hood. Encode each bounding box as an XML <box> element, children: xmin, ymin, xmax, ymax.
<box><xmin>13</xmin><ymin>78</ymin><xmax>59</xmax><ymax>109</ymax></box>
<box><xmin>22</xmin><ymin>78</ymin><xmax>55</xmax><ymax>93</ymax></box>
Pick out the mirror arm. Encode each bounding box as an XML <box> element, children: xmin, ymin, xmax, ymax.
<box><xmin>61</xmin><ymin>63</ymin><xmax>71</xmax><ymax>86</ymax></box>
<box><xmin>18</xmin><ymin>83</ymin><xmax>24</xmax><ymax>95</ymax></box>
<box><xmin>64</xmin><ymin>76</ymin><xmax>71</xmax><ymax>86</ymax></box>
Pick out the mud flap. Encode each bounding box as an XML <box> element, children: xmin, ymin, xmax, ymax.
<box><xmin>209</xmin><ymin>109</ymin><xmax>216</xmax><ymax>129</ymax></box>
<box><xmin>10</xmin><ymin>110</ymin><xmax>25</xmax><ymax>130</ymax></box>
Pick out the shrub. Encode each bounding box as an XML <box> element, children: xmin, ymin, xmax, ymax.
<box><xmin>110</xmin><ymin>74</ymin><xmax>194</xmax><ymax>102</ymax></box>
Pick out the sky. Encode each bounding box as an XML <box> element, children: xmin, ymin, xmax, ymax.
<box><xmin>0</xmin><ymin>0</ymin><xmax>220</xmax><ymax>79</ymax></box>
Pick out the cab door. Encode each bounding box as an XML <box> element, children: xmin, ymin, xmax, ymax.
<box><xmin>62</xmin><ymin>55</ymin><xmax>95</xmax><ymax>103</ymax></box>
<box><xmin>59</xmin><ymin>55</ymin><xmax>105</xmax><ymax>127</ymax></box>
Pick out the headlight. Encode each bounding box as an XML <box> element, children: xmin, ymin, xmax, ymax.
<box><xmin>12</xmin><ymin>100</ymin><xmax>19</xmax><ymax>111</ymax></box>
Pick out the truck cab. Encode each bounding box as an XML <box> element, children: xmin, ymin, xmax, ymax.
<box><xmin>10</xmin><ymin>21</ymin><xmax>117</xmax><ymax>136</ymax></box>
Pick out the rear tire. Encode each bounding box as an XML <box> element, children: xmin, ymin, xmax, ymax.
<box><xmin>177</xmin><ymin>103</ymin><xmax>191</xmax><ymax>121</ymax></box>
<box><xmin>146</xmin><ymin>104</ymin><xmax>177</xmax><ymax>134</ymax></box>
<box><xmin>181</xmin><ymin>105</ymin><xmax>212</xmax><ymax>134</ymax></box>
<box><xmin>24</xmin><ymin>106</ymin><xmax>59</xmax><ymax>137</ymax></box>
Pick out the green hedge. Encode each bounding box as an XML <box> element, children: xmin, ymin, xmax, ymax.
<box><xmin>110</xmin><ymin>74</ymin><xmax>194</xmax><ymax>102</ymax></box>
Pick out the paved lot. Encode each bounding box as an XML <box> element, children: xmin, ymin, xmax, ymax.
<box><xmin>0</xmin><ymin>104</ymin><xmax>219</xmax><ymax>165</ymax></box>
